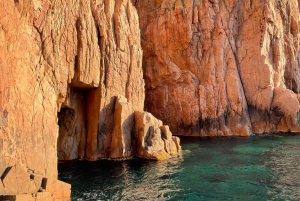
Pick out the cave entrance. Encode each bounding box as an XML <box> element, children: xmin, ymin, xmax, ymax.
<box><xmin>57</xmin><ymin>87</ymin><xmax>88</xmax><ymax>160</ymax></box>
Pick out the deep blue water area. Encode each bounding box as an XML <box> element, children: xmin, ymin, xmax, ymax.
<box><xmin>58</xmin><ymin>134</ymin><xmax>300</xmax><ymax>200</ymax></box>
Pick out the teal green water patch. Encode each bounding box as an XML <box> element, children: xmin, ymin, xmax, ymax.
<box><xmin>58</xmin><ymin>134</ymin><xmax>300</xmax><ymax>201</ymax></box>
<box><xmin>232</xmin><ymin>145</ymin><xmax>271</xmax><ymax>155</ymax></box>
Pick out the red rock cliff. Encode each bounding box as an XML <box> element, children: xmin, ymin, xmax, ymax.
<box><xmin>0</xmin><ymin>0</ymin><xmax>181</xmax><ymax>198</ymax></box>
<box><xmin>1</xmin><ymin>0</ymin><xmax>300</xmax><ymax>199</ymax></box>
<box><xmin>134</xmin><ymin>0</ymin><xmax>300</xmax><ymax>136</ymax></box>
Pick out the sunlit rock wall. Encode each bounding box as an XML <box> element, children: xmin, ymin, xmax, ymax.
<box><xmin>0</xmin><ymin>0</ymin><xmax>144</xmax><ymax>197</ymax></box>
<box><xmin>134</xmin><ymin>0</ymin><xmax>300</xmax><ymax>136</ymax></box>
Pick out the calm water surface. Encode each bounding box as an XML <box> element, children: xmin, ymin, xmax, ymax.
<box><xmin>58</xmin><ymin>134</ymin><xmax>300</xmax><ymax>200</ymax></box>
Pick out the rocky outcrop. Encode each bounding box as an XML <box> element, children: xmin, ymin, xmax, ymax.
<box><xmin>109</xmin><ymin>96</ymin><xmax>181</xmax><ymax>160</ymax></box>
<box><xmin>134</xmin><ymin>0</ymin><xmax>300</xmax><ymax>136</ymax></box>
<box><xmin>58</xmin><ymin>92</ymin><xmax>183</xmax><ymax>162</ymax></box>
<box><xmin>110</xmin><ymin>95</ymin><xmax>134</xmax><ymax>159</ymax></box>
<box><xmin>134</xmin><ymin>111</ymin><xmax>181</xmax><ymax>160</ymax></box>
<box><xmin>0</xmin><ymin>165</ymin><xmax>70</xmax><ymax>200</ymax></box>
<box><xmin>57</xmin><ymin>91</ymin><xmax>183</xmax><ymax>161</ymax></box>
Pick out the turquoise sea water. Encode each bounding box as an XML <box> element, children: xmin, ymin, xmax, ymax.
<box><xmin>58</xmin><ymin>134</ymin><xmax>300</xmax><ymax>200</ymax></box>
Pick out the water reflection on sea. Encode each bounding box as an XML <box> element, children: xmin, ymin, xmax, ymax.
<box><xmin>265</xmin><ymin>142</ymin><xmax>300</xmax><ymax>200</ymax></box>
<box><xmin>59</xmin><ymin>134</ymin><xmax>300</xmax><ymax>201</ymax></box>
<box><xmin>59</xmin><ymin>155</ymin><xmax>184</xmax><ymax>200</ymax></box>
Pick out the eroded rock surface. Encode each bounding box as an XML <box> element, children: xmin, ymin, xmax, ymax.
<box><xmin>110</xmin><ymin>95</ymin><xmax>134</xmax><ymax>159</ymax></box>
<box><xmin>57</xmin><ymin>88</ymin><xmax>87</xmax><ymax>160</ymax></box>
<box><xmin>134</xmin><ymin>0</ymin><xmax>300</xmax><ymax>136</ymax></box>
<box><xmin>0</xmin><ymin>0</ymin><xmax>180</xmax><ymax>197</ymax></box>
<box><xmin>134</xmin><ymin>111</ymin><xmax>181</xmax><ymax>160</ymax></box>
<box><xmin>2</xmin><ymin>0</ymin><xmax>300</xmax><ymax>198</ymax></box>
<box><xmin>108</xmin><ymin>96</ymin><xmax>182</xmax><ymax>160</ymax></box>
<box><xmin>0</xmin><ymin>0</ymin><xmax>148</xmax><ymax>198</ymax></box>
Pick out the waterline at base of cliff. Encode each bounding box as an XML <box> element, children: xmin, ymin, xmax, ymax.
<box><xmin>58</xmin><ymin>134</ymin><xmax>300</xmax><ymax>200</ymax></box>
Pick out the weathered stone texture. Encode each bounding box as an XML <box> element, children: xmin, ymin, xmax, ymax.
<box><xmin>110</xmin><ymin>95</ymin><xmax>134</xmax><ymax>159</ymax></box>
<box><xmin>4</xmin><ymin>0</ymin><xmax>300</xmax><ymax>198</ymax></box>
<box><xmin>0</xmin><ymin>0</ymin><xmax>63</xmax><ymax>196</ymax></box>
<box><xmin>134</xmin><ymin>111</ymin><xmax>181</xmax><ymax>160</ymax></box>
<box><xmin>0</xmin><ymin>0</ymin><xmax>148</xmax><ymax>197</ymax></box>
<box><xmin>0</xmin><ymin>0</ymin><xmax>181</xmax><ymax>197</ymax></box>
<box><xmin>134</xmin><ymin>0</ymin><xmax>300</xmax><ymax>136</ymax></box>
<box><xmin>57</xmin><ymin>89</ymin><xmax>87</xmax><ymax>160</ymax></box>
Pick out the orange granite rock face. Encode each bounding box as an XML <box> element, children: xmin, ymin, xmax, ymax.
<box><xmin>0</xmin><ymin>0</ymin><xmax>181</xmax><ymax>197</ymax></box>
<box><xmin>3</xmin><ymin>0</ymin><xmax>300</xmax><ymax>198</ymax></box>
<box><xmin>0</xmin><ymin>0</ymin><xmax>66</xmax><ymax>197</ymax></box>
<box><xmin>57</xmin><ymin>88</ymin><xmax>87</xmax><ymax>160</ymax></box>
<box><xmin>134</xmin><ymin>0</ymin><xmax>300</xmax><ymax>136</ymax></box>
<box><xmin>110</xmin><ymin>95</ymin><xmax>134</xmax><ymax>159</ymax></box>
<box><xmin>0</xmin><ymin>0</ymin><xmax>152</xmax><ymax>198</ymax></box>
<box><xmin>134</xmin><ymin>111</ymin><xmax>181</xmax><ymax>160</ymax></box>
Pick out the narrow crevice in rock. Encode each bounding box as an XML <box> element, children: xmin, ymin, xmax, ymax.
<box><xmin>0</xmin><ymin>166</ymin><xmax>12</xmax><ymax>187</ymax></box>
<box><xmin>40</xmin><ymin>178</ymin><xmax>47</xmax><ymax>191</ymax></box>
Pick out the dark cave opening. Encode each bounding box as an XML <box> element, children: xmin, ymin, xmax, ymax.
<box><xmin>57</xmin><ymin>88</ymin><xmax>88</xmax><ymax>160</ymax></box>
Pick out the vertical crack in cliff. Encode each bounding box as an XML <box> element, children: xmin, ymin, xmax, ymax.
<box><xmin>125</xmin><ymin>2</ymin><xmax>133</xmax><ymax>102</ymax></box>
<box><xmin>91</xmin><ymin>5</ymin><xmax>106</xmax><ymax>89</ymax></box>
<box><xmin>0</xmin><ymin>166</ymin><xmax>12</xmax><ymax>187</ymax></box>
<box><xmin>74</xmin><ymin>17</ymin><xmax>80</xmax><ymax>78</ymax></box>
<box><xmin>223</xmin><ymin>1</ymin><xmax>252</xmax><ymax>120</ymax></box>
<box><xmin>41</xmin><ymin>83</ymin><xmax>48</xmax><ymax>176</ymax></box>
